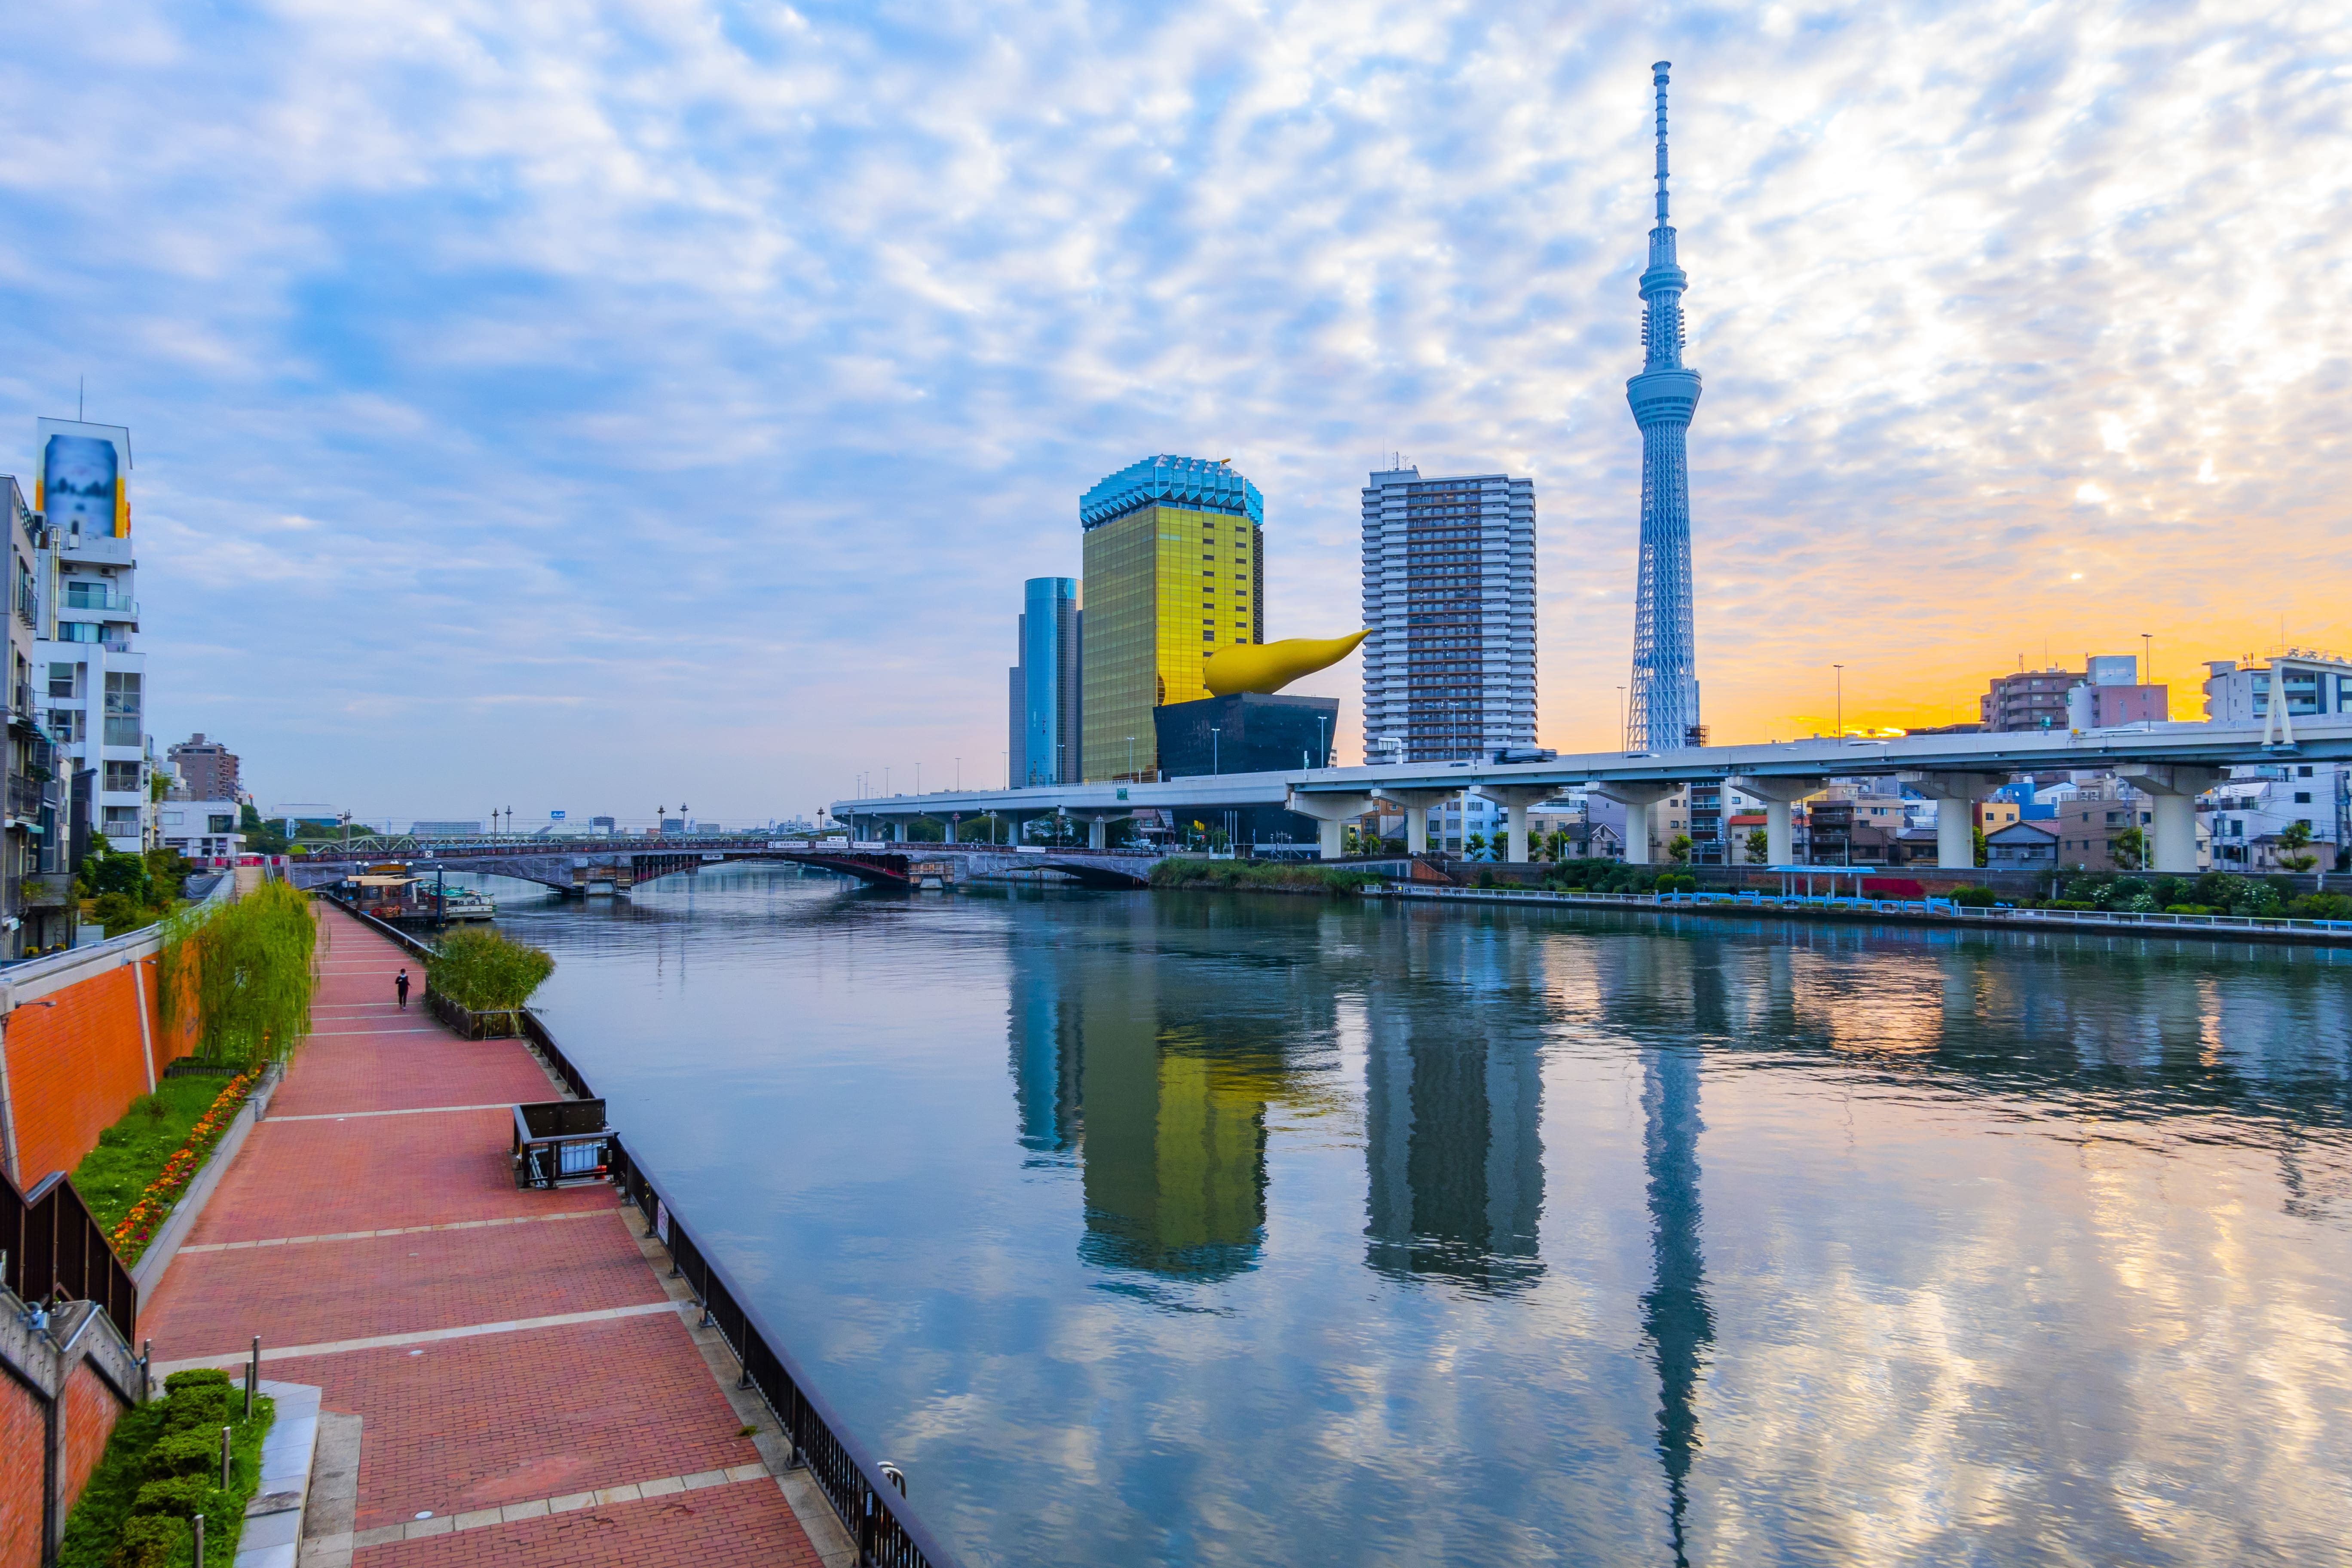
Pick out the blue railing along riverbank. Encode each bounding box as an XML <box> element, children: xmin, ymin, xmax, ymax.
<box><xmin>320</xmin><ymin>893</ymin><xmax>959</xmax><ymax>1568</ymax></box>
<box><xmin>1379</xmin><ymin>882</ymin><xmax>2352</xmax><ymax>946</ymax></box>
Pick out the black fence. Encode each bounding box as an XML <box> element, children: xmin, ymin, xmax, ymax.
<box><xmin>2</xmin><ymin>1166</ymin><xmax>137</xmax><ymax>1344</ymax></box>
<box><xmin>515</xmin><ymin>1009</ymin><xmax>958</xmax><ymax>1568</ymax></box>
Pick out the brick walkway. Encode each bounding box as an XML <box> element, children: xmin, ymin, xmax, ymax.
<box><xmin>141</xmin><ymin>905</ymin><xmax>832</xmax><ymax>1567</ymax></box>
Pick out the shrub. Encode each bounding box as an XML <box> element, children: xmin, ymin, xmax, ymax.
<box><xmin>427</xmin><ymin>928</ymin><xmax>557</xmax><ymax>1011</ymax></box>
<box><xmin>129</xmin><ymin>1476</ymin><xmax>212</xmax><ymax>1519</ymax></box>
<box><xmin>173</xmin><ymin>881</ymin><xmax>319</xmax><ymax>1064</ymax></box>
<box><xmin>161</xmin><ymin>1369</ymin><xmax>230</xmax><ymax>1394</ymax></box>
<box><xmin>143</xmin><ymin>1428</ymin><xmax>223</xmax><ymax>1480</ymax></box>
<box><xmin>109</xmin><ymin>1515</ymin><xmax>184</xmax><ymax>1568</ymax></box>
<box><xmin>2289</xmin><ymin>892</ymin><xmax>2352</xmax><ymax>922</ymax></box>
<box><xmin>160</xmin><ymin>1384</ymin><xmax>234</xmax><ymax>1434</ymax></box>
<box><xmin>1476</xmin><ymin>870</ymin><xmax>1496</xmax><ymax>888</ymax></box>
<box><xmin>1951</xmin><ymin>885</ymin><xmax>1998</xmax><ymax>908</ymax></box>
<box><xmin>2164</xmin><ymin>904</ymin><xmax>2216</xmax><ymax>916</ymax></box>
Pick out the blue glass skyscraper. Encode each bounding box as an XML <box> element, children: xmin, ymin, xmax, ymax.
<box><xmin>1626</xmin><ymin>61</ymin><xmax>1703</xmax><ymax>752</ymax></box>
<box><xmin>1008</xmin><ymin>577</ymin><xmax>1081</xmax><ymax>787</ymax></box>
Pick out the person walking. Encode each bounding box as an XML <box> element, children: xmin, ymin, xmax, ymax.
<box><xmin>395</xmin><ymin>968</ymin><xmax>410</xmax><ymax>1010</ymax></box>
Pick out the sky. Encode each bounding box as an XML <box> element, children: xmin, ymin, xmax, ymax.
<box><xmin>1</xmin><ymin>0</ymin><xmax>2346</xmax><ymax>827</ymax></box>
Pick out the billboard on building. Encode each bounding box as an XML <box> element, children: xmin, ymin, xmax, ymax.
<box><xmin>34</xmin><ymin>418</ymin><xmax>133</xmax><ymax>538</ymax></box>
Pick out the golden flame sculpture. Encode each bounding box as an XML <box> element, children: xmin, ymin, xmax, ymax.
<box><xmin>1203</xmin><ymin>631</ymin><xmax>1369</xmax><ymax>696</ymax></box>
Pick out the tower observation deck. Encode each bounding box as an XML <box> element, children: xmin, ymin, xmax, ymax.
<box><xmin>1625</xmin><ymin>61</ymin><xmax>1703</xmax><ymax>752</ymax></box>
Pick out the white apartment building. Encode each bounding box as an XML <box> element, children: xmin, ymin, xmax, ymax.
<box><xmin>2204</xmin><ymin>762</ymin><xmax>2348</xmax><ymax>872</ymax></box>
<box><xmin>1360</xmin><ymin>467</ymin><xmax>1537</xmax><ymax>763</ymax></box>
<box><xmin>155</xmin><ymin>799</ymin><xmax>246</xmax><ymax>862</ymax></box>
<box><xmin>2203</xmin><ymin>649</ymin><xmax>2352</xmax><ymax>729</ymax></box>
<box><xmin>32</xmin><ymin>418</ymin><xmax>150</xmax><ymax>854</ymax></box>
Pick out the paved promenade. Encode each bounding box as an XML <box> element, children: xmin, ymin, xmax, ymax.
<box><xmin>143</xmin><ymin>905</ymin><xmax>839</xmax><ymax>1567</ymax></box>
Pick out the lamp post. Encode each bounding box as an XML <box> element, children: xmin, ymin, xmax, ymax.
<box><xmin>1834</xmin><ymin>665</ymin><xmax>1844</xmax><ymax>740</ymax></box>
<box><xmin>1210</xmin><ymin>727</ymin><xmax>1221</xmax><ymax>775</ymax></box>
<box><xmin>1127</xmin><ymin>736</ymin><xmax>1135</xmax><ymax>781</ymax></box>
<box><xmin>1316</xmin><ymin>714</ymin><xmax>1328</xmax><ymax>769</ymax></box>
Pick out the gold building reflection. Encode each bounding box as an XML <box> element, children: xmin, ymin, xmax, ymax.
<box><xmin>1007</xmin><ymin>918</ymin><xmax>1327</xmax><ymax>1282</ymax></box>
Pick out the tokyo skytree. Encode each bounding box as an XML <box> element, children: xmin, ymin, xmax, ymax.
<box><xmin>1625</xmin><ymin>61</ymin><xmax>1703</xmax><ymax>752</ymax></box>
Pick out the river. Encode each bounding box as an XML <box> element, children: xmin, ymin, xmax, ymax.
<box><xmin>479</xmin><ymin>865</ymin><xmax>2352</xmax><ymax>1567</ymax></box>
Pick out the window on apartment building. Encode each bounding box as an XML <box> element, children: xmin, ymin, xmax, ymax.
<box><xmin>104</xmin><ymin>760</ymin><xmax>142</xmax><ymax>793</ymax></box>
<box><xmin>208</xmin><ymin>814</ymin><xmax>235</xmax><ymax>833</ymax></box>
<box><xmin>102</xmin><ymin>805</ymin><xmax>139</xmax><ymax>831</ymax></box>
<box><xmin>47</xmin><ymin>709</ymin><xmax>83</xmax><ymax>742</ymax></box>
<box><xmin>2296</xmin><ymin>791</ymin><xmax>2313</xmax><ymax>804</ymax></box>
<box><xmin>103</xmin><ymin>671</ymin><xmax>141</xmax><ymax>746</ymax></box>
<box><xmin>47</xmin><ymin>661</ymin><xmax>84</xmax><ymax>699</ymax></box>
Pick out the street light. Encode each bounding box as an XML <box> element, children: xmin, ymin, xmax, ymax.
<box><xmin>1210</xmin><ymin>727</ymin><xmax>1221</xmax><ymax>775</ymax></box>
<box><xmin>1833</xmin><ymin>665</ymin><xmax>1844</xmax><ymax>740</ymax></box>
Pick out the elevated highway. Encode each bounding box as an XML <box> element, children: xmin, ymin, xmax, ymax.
<box><xmin>830</xmin><ymin>716</ymin><xmax>2352</xmax><ymax>873</ymax></box>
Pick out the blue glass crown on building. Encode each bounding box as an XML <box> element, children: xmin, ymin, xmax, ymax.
<box><xmin>1080</xmin><ymin>455</ymin><xmax>1264</xmax><ymax>530</ymax></box>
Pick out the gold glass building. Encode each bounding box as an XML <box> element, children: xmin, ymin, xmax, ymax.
<box><xmin>1079</xmin><ymin>456</ymin><xmax>1265</xmax><ymax>781</ymax></box>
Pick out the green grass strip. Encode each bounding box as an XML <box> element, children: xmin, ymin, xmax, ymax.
<box><xmin>72</xmin><ymin>1071</ymin><xmax>260</xmax><ymax>1260</ymax></box>
<box><xmin>1149</xmin><ymin>859</ymin><xmax>1382</xmax><ymax>893</ymax></box>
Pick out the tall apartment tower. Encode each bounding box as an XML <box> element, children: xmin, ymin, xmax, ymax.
<box><xmin>1008</xmin><ymin>577</ymin><xmax>1082</xmax><ymax>787</ymax></box>
<box><xmin>1625</xmin><ymin>61</ymin><xmax>1704</xmax><ymax>752</ymax></box>
<box><xmin>31</xmin><ymin>419</ymin><xmax>150</xmax><ymax>854</ymax></box>
<box><xmin>167</xmin><ymin>732</ymin><xmax>242</xmax><ymax>800</ymax></box>
<box><xmin>1080</xmin><ymin>456</ymin><xmax>1263</xmax><ymax>782</ymax></box>
<box><xmin>1360</xmin><ymin>467</ymin><xmax>1536</xmax><ymax>763</ymax></box>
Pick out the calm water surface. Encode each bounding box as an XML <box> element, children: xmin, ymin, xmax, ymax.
<box><xmin>481</xmin><ymin>867</ymin><xmax>2352</xmax><ymax>1568</ymax></box>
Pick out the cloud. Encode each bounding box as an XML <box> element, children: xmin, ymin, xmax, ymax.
<box><xmin>0</xmin><ymin>0</ymin><xmax>2344</xmax><ymax>818</ymax></box>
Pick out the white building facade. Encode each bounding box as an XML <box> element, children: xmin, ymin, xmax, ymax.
<box><xmin>31</xmin><ymin>419</ymin><xmax>150</xmax><ymax>855</ymax></box>
<box><xmin>1360</xmin><ymin>467</ymin><xmax>1537</xmax><ymax>764</ymax></box>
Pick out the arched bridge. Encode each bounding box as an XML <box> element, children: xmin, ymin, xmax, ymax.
<box><xmin>283</xmin><ymin>837</ymin><xmax>1159</xmax><ymax>894</ymax></box>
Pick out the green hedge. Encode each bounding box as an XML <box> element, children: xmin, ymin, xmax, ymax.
<box><xmin>1148</xmin><ymin>859</ymin><xmax>1381</xmax><ymax>894</ymax></box>
<box><xmin>426</xmin><ymin>927</ymin><xmax>557</xmax><ymax>1011</ymax></box>
<box><xmin>61</xmin><ymin>1369</ymin><xmax>273</xmax><ymax>1568</ymax></box>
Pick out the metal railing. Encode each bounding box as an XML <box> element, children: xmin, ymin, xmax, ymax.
<box><xmin>2</xmin><ymin>1166</ymin><xmax>137</xmax><ymax>1343</ymax></box>
<box><xmin>1380</xmin><ymin>882</ymin><xmax>2352</xmax><ymax>941</ymax></box>
<box><xmin>513</xmin><ymin>1009</ymin><xmax>957</xmax><ymax>1567</ymax></box>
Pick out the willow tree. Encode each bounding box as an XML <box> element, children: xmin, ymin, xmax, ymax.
<box><xmin>165</xmin><ymin>880</ymin><xmax>319</xmax><ymax>1065</ymax></box>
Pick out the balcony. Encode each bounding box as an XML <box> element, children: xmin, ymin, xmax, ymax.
<box><xmin>12</xmin><ymin>871</ymin><xmax>76</xmax><ymax>907</ymax></box>
<box><xmin>6</xmin><ymin>774</ymin><xmax>56</xmax><ymax>821</ymax></box>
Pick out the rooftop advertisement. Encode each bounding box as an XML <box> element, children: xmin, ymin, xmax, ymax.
<box><xmin>35</xmin><ymin>417</ymin><xmax>133</xmax><ymax>538</ymax></box>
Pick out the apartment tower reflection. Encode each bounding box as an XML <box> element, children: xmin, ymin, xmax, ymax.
<box><xmin>1364</xmin><ymin>920</ymin><xmax>1545</xmax><ymax>1292</ymax></box>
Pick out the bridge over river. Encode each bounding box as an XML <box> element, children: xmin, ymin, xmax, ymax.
<box><xmin>286</xmin><ymin>837</ymin><xmax>1163</xmax><ymax>893</ymax></box>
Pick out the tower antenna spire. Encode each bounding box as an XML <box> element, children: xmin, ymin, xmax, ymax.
<box><xmin>1654</xmin><ymin>60</ymin><xmax>1672</xmax><ymax>227</ymax></box>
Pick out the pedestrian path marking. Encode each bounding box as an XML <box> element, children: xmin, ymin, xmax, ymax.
<box><xmin>268</xmin><ymin>1102</ymin><xmax>518</xmax><ymax>1122</ymax></box>
<box><xmin>303</xmin><ymin>1027</ymin><xmax>445</xmax><ymax>1037</ymax></box>
<box><xmin>154</xmin><ymin>1299</ymin><xmax>689</xmax><ymax>1373</ymax></box>
<box><xmin>344</xmin><ymin>1464</ymin><xmax>775</xmax><ymax>1549</ymax></box>
<box><xmin>178</xmin><ymin>1210</ymin><xmax>614</xmax><ymax>1253</ymax></box>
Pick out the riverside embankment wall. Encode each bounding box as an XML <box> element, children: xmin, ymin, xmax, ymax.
<box><xmin>0</xmin><ymin>931</ymin><xmax>202</xmax><ymax>1189</ymax></box>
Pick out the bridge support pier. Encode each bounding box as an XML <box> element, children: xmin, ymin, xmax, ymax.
<box><xmin>1379</xmin><ymin>789</ymin><xmax>1458</xmax><ymax>856</ymax></box>
<box><xmin>1088</xmin><ymin>817</ymin><xmax>1107</xmax><ymax>850</ymax></box>
<box><xmin>1476</xmin><ymin>785</ymin><xmax>1556</xmax><ymax>863</ymax></box>
<box><xmin>1592</xmin><ymin>781</ymin><xmax>1678</xmax><ymax>865</ymax></box>
<box><xmin>1896</xmin><ymin>771</ymin><xmax>2008</xmax><ymax>870</ymax></box>
<box><xmin>1285</xmin><ymin>790</ymin><xmax>1378</xmax><ymax>860</ymax></box>
<box><xmin>2116</xmin><ymin>764</ymin><xmax>2226</xmax><ymax>873</ymax></box>
<box><xmin>1731</xmin><ymin>776</ymin><xmax>1824</xmax><ymax>867</ymax></box>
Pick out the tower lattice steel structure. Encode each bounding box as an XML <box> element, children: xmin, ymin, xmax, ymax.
<box><xmin>1625</xmin><ymin>61</ymin><xmax>1703</xmax><ymax>752</ymax></box>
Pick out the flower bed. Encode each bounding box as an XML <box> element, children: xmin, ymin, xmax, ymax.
<box><xmin>105</xmin><ymin>1068</ymin><xmax>263</xmax><ymax>1262</ymax></box>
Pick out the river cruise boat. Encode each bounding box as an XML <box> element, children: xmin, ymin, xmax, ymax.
<box><xmin>339</xmin><ymin>866</ymin><xmax>497</xmax><ymax>925</ymax></box>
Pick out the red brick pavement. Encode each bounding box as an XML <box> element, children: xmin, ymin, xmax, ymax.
<box><xmin>176</xmin><ymin>1111</ymin><xmax>609</xmax><ymax>1244</ymax></box>
<box><xmin>353</xmin><ymin>1478</ymin><xmax>824</xmax><ymax>1568</ymax></box>
<box><xmin>145</xmin><ymin>1211</ymin><xmax>659</xmax><ymax>1354</ymax></box>
<box><xmin>271</xmin><ymin>1315</ymin><xmax>768</xmax><ymax>1530</ymax></box>
<box><xmin>142</xmin><ymin>906</ymin><xmax>819</xmax><ymax>1565</ymax></box>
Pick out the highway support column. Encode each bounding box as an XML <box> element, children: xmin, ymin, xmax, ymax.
<box><xmin>1285</xmin><ymin>790</ymin><xmax>1379</xmax><ymax>861</ymax></box>
<box><xmin>2115</xmin><ymin>764</ymin><xmax>2226</xmax><ymax>873</ymax></box>
<box><xmin>1379</xmin><ymin>789</ymin><xmax>1458</xmax><ymax>855</ymax></box>
<box><xmin>1732</xmin><ymin>776</ymin><xmax>1826</xmax><ymax>867</ymax></box>
<box><xmin>1897</xmin><ymin>772</ymin><xmax>2010</xmax><ymax>870</ymax></box>
<box><xmin>1591</xmin><ymin>781</ymin><xmax>1678</xmax><ymax>865</ymax></box>
<box><xmin>1477</xmin><ymin>785</ymin><xmax>1557</xmax><ymax>864</ymax></box>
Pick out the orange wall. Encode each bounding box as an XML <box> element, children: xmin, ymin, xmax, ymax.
<box><xmin>0</xmin><ymin>1374</ymin><xmax>38</xmax><ymax>1568</ymax></box>
<box><xmin>4</xmin><ymin>957</ymin><xmax>189</xmax><ymax>1185</ymax></box>
<box><xmin>60</xmin><ymin>1363</ymin><xmax>122</xmax><ymax>1528</ymax></box>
